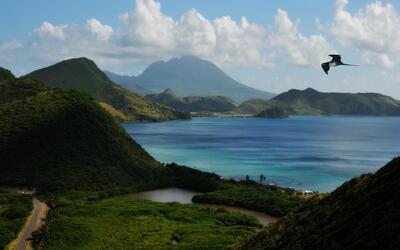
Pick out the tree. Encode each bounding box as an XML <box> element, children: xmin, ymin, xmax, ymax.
<box><xmin>259</xmin><ymin>174</ymin><xmax>266</xmax><ymax>184</ymax></box>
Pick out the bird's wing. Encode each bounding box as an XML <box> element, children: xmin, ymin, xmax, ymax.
<box><xmin>321</xmin><ymin>62</ymin><xmax>330</xmax><ymax>75</ymax></box>
<box><xmin>329</xmin><ymin>54</ymin><xmax>341</xmax><ymax>61</ymax></box>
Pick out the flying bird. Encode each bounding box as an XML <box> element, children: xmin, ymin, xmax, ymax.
<box><xmin>321</xmin><ymin>54</ymin><xmax>357</xmax><ymax>75</ymax></box>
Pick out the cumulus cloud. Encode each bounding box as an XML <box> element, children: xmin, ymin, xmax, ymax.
<box><xmin>34</xmin><ymin>22</ymin><xmax>67</xmax><ymax>40</ymax></box>
<box><xmin>87</xmin><ymin>19</ymin><xmax>113</xmax><ymax>41</ymax></box>
<box><xmin>331</xmin><ymin>0</ymin><xmax>400</xmax><ymax>67</ymax></box>
<box><xmin>269</xmin><ymin>9</ymin><xmax>335</xmax><ymax>66</ymax></box>
<box><xmin>1</xmin><ymin>0</ymin><xmax>334</xmax><ymax>70</ymax></box>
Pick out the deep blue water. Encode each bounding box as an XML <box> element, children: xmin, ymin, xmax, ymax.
<box><xmin>124</xmin><ymin>116</ymin><xmax>400</xmax><ymax>192</ymax></box>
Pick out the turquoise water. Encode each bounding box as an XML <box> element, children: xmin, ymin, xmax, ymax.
<box><xmin>124</xmin><ymin>116</ymin><xmax>400</xmax><ymax>192</ymax></box>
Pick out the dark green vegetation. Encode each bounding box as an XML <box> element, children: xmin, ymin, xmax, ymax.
<box><xmin>27</xmin><ymin>58</ymin><xmax>189</xmax><ymax>122</ymax></box>
<box><xmin>146</xmin><ymin>88</ymin><xmax>237</xmax><ymax>112</ymax></box>
<box><xmin>273</xmin><ymin>87</ymin><xmax>400</xmax><ymax>116</ymax></box>
<box><xmin>193</xmin><ymin>181</ymin><xmax>305</xmax><ymax>217</ymax></box>
<box><xmin>255</xmin><ymin>107</ymin><xmax>289</xmax><ymax>119</ymax></box>
<box><xmin>234</xmin><ymin>157</ymin><xmax>400</xmax><ymax>250</ymax></box>
<box><xmin>0</xmin><ymin>192</ymin><xmax>32</xmax><ymax>249</ymax></box>
<box><xmin>33</xmin><ymin>196</ymin><xmax>258</xmax><ymax>250</ymax></box>
<box><xmin>107</xmin><ymin>56</ymin><xmax>275</xmax><ymax>102</ymax></box>
<box><xmin>0</xmin><ymin>67</ymin><xmax>16</xmax><ymax>81</ymax></box>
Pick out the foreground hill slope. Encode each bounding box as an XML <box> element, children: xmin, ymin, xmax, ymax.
<box><xmin>119</xmin><ymin>56</ymin><xmax>274</xmax><ymax>102</ymax></box>
<box><xmin>27</xmin><ymin>58</ymin><xmax>189</xmax><ymax>122</ymax></box>
<box><xmin>146</xmin><ymin>88</ymin><xmax>237</xmax><ymax>112</ymax></box>
<box><xmin>0</xmin><ymin>73</ymin><xmax>163</xmax><ymax>192</ymax></box>
<box><xmin>273</xmin><ymin>88</ymin><xmax>400</xmax><ymax>116</ymax></box>
<box><xmin>234</xmin><ymin>157</ymin><xmax>400</xmax><ymax>250</ymax></box>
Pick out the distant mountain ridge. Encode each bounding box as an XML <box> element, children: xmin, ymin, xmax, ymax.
<box><xmin>106</xmin><ymin>56</ymin><xmax>275</xmax><ymax>102</ymax></box>
<box><xmin>146</xmin><ymin>88</ymin><xmax>237</xmax><ymax>112</ymax></box>
<box><xmin>27</xmin><ymin>58</ymin><xmax>189</xmax><ymax>122</ymax></box>
<box><xmin>273</xmin><ymin>88</ymin><xmax>400</xmax><ymax>116</ymax></box>
<box><xmin>230</xmin><ymin>88</ymin><xmax>400</xmax><ymax>116</ymax></box>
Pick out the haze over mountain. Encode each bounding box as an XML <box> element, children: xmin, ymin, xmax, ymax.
<box><xmin>234</xmin><ymin>157</ymin><xmax>400</xmax><ymax>250</ymax></box>
<box><xmin>103</xmin><ymin>70</ymin><xmax>152</xmax><ymax>96</ymax></box>
<box><xmin>146</xmin><ymin>88</ymin><xmax>237</xmax><ymax>112</ymax></box>
<box><xmin>106</xmin><ymin>56</ymin><xmax>275</xmax><ymax>102</ymax></box>
<box><xmin>27</xmin><ymin>58</ymin><xmax>189</xmax><ymax>122</ymax></box>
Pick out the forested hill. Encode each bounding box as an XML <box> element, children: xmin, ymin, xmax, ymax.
<box><xmin>234</xmin><ymin>157</ymin><xmax>400</xmax><ymax>250</ymax></box>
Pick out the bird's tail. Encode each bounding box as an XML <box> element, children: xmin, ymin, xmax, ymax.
<box><xmin>342</xmin><ymin>63</ymin><xmax>358</xmax><ymax>66</ymax></box>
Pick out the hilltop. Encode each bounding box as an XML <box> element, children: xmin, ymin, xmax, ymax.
<box><xmin>234</xmin><ymin>157</ymin><xmax>400</xmax><ymax>249</ymax></box>
<box><xmin>146</xmin><ymin>88</ymin><xmax>237</xmax><ymax>112</ymax></box>
<box><xmin>27</xmin><ymin>58</ymin><xmax>189</xmax><ymax>122</ymax></box>
<box><xmin>107</xmin><ymin>56</ymin><xmax>275</xmax><ymax>102</ymax></box>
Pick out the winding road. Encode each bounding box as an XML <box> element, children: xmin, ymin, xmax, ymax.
<box><xmin>0</xmin><ymin>188</ymin><xmax>49</xmax><ymax>250</ymax></box>
<box><xmin>12</xmin><ymin>198</ymin><xmax>48</xmax><ymax>250</ymax></box>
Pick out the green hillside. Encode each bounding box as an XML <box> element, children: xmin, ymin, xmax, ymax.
<box><xmin>229</xmin><ymin>99</ymin><xmax>276</xmax><ymax>115</ymax></box>
<box><xmin>0</xmin><ymin>74</ymin><xmax>163</xmax><ymax>192</ymax></box>
<box><xmin>146</xmin><ymin>88</ymin><xmax>237</xmax><ymax>112</ymax></box>
<box><xmin>234</xmin><ymin>157</ymin><xmax>400</xmax><ymax>250</ymax></box>
<box><xmin>27</xmin><ymin>58</ymin><xmax>190</xmax><ymax>122</ymax></box>
<box><xmin>0</xmin><ymin>72</ymin><xmax>220</xmax><ymax>193</ymax></box>
<box><xmin>273</xmin><ymin>88</ymin><xmax>400</xmax><ymax>116</ymax></box>
<box><xmin>255</xmin><ymin>107</ymin><xmax>289</xmax><ymax>119</ymax></box>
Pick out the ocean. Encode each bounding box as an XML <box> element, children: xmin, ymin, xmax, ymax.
<box><xmin>124</xmin><ymin>116</ymin><xmax>400</xmax><ymax>192</ymax></box>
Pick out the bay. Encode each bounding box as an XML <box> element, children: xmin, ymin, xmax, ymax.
<box><xmin>124</xmin><ymin>116</ymin><xmax>400</xmax><ymax>192</ymax></box>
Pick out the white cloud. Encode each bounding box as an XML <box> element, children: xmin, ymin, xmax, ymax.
<box><xmin>0</xmin><ymin>40</ymin><xmax>22</xmax><ymax>50</ymax></box>
<box><xmin>119</xmin><ymin>0</ymin><xmax>175</xmax><ymax>49</ymax></box>
<box><xmin>1</xmin><ymin>0</ymin><xmax>334</xmax><ymax>70</ymax></box>
<box><xmin>268</xmin><ymin>9</ymin><xmax>335</xmax><ymax>66</ymax></box>
<box><xmin>87</xmin><ymin>19</ymin><xmax>113</xmax><ymax>41</ymax></box>
<box><xmin>331</xmin><ymin>0</ymin><xmax>400</xmax><ymax>67</ymax></box>
<box><xmin>34</xmin><ymin>22</ymin><xmax>67</xmax><ymax>40</ymax></box>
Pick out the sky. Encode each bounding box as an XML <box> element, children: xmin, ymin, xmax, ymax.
<box><xmin>1</xmin><ymin>0</ymin><xmax>400</xmax><ymax>97</ymax></box>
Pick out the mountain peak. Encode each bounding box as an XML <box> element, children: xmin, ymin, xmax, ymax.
<box><xmin>0</xmin><ymin>67</ymin><xmax>15</xmax><ymax>81</ymax></box>
<box><xmin>162</xmin><ymin>88</ymin><xmax>175</xmax><ymax>95</ymax></box>
<box><xmin>136</xmin><ymin>56</ymin><xmax>275</xmax><ymax>102</ymax></box>
<box><xmin>303</xmin><ymin>87</ymin><xmax>319</xmax><ymax>93</ymax></box>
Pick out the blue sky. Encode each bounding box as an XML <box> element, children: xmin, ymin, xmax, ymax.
<box><xmin>1</xmin><ymin>0</ymin><xmax>400</xmax><ymax>98</ymax></box>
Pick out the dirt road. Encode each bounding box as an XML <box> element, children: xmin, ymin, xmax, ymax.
<box><xmin>11</xmin><ymin>198</ymin><xmax>48</xmax><ymax>250</ymax></box>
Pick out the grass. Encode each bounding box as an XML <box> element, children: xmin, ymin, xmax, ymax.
<box><xmin>193</xmin><ymin>181</ymin><xmax>307</xmax><ymax>217</ymax></box>
<box><xmin>0</xmin><ymin>192</ymin><xmax>32</xmax><ymax>249</ymax></box>
<box><xmin>34</xmin><ymin>196</ymin><xmax>259</xmax><ymax>250</ymax></box>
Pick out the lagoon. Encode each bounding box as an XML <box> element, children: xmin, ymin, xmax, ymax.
<box><xmin>124</xmin><ymin>116</ymin><xmax>400</xmax><ymax>192</ymax></box>
<box><xmin>128</xmin><ymin>188</ymin><xmax>277</xmax><ymax>226</ymax></box>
